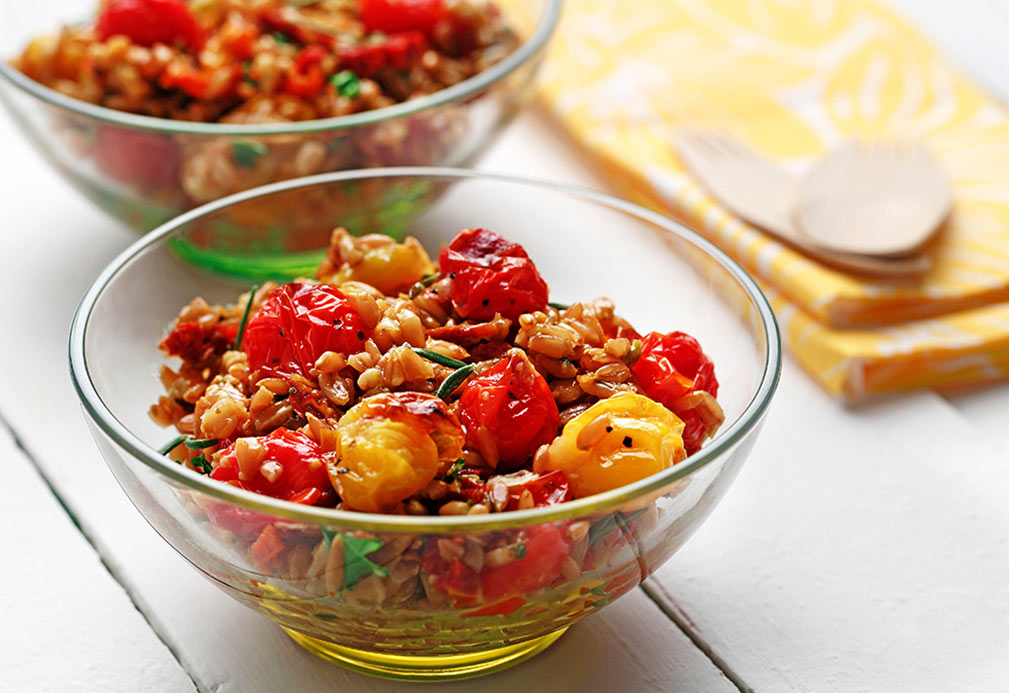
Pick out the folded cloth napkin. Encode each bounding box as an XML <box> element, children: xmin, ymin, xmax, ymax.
<box><xmin>536</xmin><ymin>0</ymin><xmax>1009</xmax><ymax>400</ymax></box>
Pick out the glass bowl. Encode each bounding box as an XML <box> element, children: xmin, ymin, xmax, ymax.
<box><xmin>69</xmin><ymin>168</ymin><xmax>781</xmax><ymax>681</ymax></box>
<box><xmin>0</xmin><ymin>0</ymin><xmax>559</xmax><ymax>233</ymax></box>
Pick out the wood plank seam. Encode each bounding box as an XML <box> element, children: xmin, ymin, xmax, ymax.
<box><xmin>640</xmin><ymin>581</ymin><xmax>751</xmax><ymax>693</ymax></box>
<box><xmin>0</xmin><ymin>410</ymin><xmax>203</xmax><ymax>693</ymax></box>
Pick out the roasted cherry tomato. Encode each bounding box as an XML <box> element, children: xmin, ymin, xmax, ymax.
<box><xmin>96</xmin><ymin>0</ymin><xmax>204</xmax><ymax>50</ymax></box>
<box><xmin>337</xmin><ymin>31</ymin><xmax>427</xmax><ymax>76</ymax></box>
<box><xmin>211</xmin><ymin>428</ymin><xmax>335</xmax><ymax>505</ymax></box>
<box><xmin>358</xmin><ymin>0</ymin><xmax>446</xmax><ymax>35</ymax></box>
<box><xmin>95</xmin><ymin>126</ymin><xmax>181</xmax><ymax>190</ymax></box>
<box><xmin>631</xmin><ymin>331</ymin><xmax>718</xmax><ymax>454</ymax></box>
<box><xmin>422</xmin><ymin>523</ymin><xmax>570</xmax><ymax>604</ymax></box>
<box><xmin>457</xmin><ymin>349</ymin><xmax>559</xmax><ymax>471</ymax></box>
<box><xmin>160</xmin><ymin>320</ymin><xmax>237</xmax><ymax>362</ymax></box>
<box><xmin>284</xmin><ymin>45</ymin><xmax>328</xmax><ymax>97</ymax></box>
<box><xmin>439</xmin><ymin>228</ymin><xmax>549</xmax><ymax>321</ymax></box>
<box><xmin>244</xmin><ymin>283</ymin><xmax>369</xmax><ymax>378</ymax></box>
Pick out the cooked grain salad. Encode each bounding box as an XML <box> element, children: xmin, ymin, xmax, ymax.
<box><xmin>13</xmin><ymin>0</ymin><xmax>518</xmax><ymax>123</ymax></box>
<box><xmin>151</xmin><ymin>227</ymin><xmax>726</xmax><ymax>522</ymax></box>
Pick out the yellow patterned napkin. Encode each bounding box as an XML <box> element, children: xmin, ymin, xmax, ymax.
<box><xmin>537</xmin><ymin>0</ymin><xmax>1009</xmax><ymax>400</ymax></box>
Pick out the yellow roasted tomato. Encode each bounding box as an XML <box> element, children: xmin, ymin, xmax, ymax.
<box><xmin>534</xmin><ymin>392</ymin><xmax>686</xmax><ymax>499</ymax></box>
<box><xmin>318</xmin><ymin>229</ymin><xmax>435</xmax><ymax>296</ymax></box>
<box><xmin>331</xmin><ymin>392</ymin><xmax>464</xmax><ymax>512</ymax></box>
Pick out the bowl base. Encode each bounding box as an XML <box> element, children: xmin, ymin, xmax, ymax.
<box><xmin>282</xmin><ymin>626</ymin><xmax>569</xmax><ymax>681</ymax></box>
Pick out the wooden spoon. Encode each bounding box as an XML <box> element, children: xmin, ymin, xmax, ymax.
<box><xmin>795</xmin><ymin>141</ymin><xmax>952</xmax><ymax>257</ymax></box>
<box><xmin>674</xmin><ymin>132</ymin><xmax>933</xmax><ymax>277</ymax></box>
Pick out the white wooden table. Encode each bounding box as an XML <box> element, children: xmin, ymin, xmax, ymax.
<box><xmin>2</xmin><ymin>3</ymin><xmax>1008</xmax><ymax>691</ymax></box>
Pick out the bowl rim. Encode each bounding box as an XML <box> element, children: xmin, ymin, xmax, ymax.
<box><xmin>68</xmin><ymin>167</ymin><xmax>782</xmax><ymax>533</ymax></box>
<box><xmin>0</xmin><ymin>0</ymin><xmax>561</xmax><ymax>136</ymax></box>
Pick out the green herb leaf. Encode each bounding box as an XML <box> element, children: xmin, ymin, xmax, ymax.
<box><xmin>272</xmin><ymin>31</ymin><xmax>293</xmax><ymax>44</ymax></box>
<box><xmin>231</xmin><ymin>141</ymin><xmax>268</xmax><ymax>168</ymax></box>
<box><xmin>340</xmin><ymin>533</ymin><xmax>390</xmax><ymax>590</ymax></box>
<box><xmin>190</xmin><ymin>453</ymin><xmax>212</xmax><ymax>475</ymax></box>
<box><xmin>329</xmin><ymin>69</ymin><xmax>360</xmax><ymax>98</ymax></box>
<box><xmin>241</xmin><ymin>61</ymin><xmax>257</xmax><ymax>86</ymax></box>
<box><xmin>158</xmin><ymin>434</ymin><xmax>190</xmax><ymax>456</ymax></box>
<box><xmin>183</xmin><ymin>437</ymin><xmax>219</xmax><ymax>450</ymax></box>
<box><xmin>412</xmin><ymin>347</ymin><xmax>467</xmax><ymax>370</ymax></box>
<box><xmin>443</xmin><ymin>458</ymin><xmax>465</xmax><ymax>483</ymax></box>
<box><xmin>435</xmin><ymin>364</ymin><xmax>475</xmax><ymax>400</ymax></box>
<box><xmin>548</xmin><ymin>301</ymin><xmax>569</xmax><ymax>311</ymax></box>
<box><xmin>513</xmin><ymin>541</ymin><xmax>527</xmax><ymax>559</ymax></box>
<box><xmin>321</xmin><ymin>527</ymin><xmax>338</xmax><ymax>547</ymax></box>
<box><xmin>408</xmin><ymin>271</ymin><xmax>441</xmax><ymax>298</ymax></box>
<box><xmin>233</xmin><ymin>284</ymin><xmax>261</xmax><ymax>350</ymax></box>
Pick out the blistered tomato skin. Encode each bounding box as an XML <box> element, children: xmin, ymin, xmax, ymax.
<box><xmin>211</xmin><ymin>429</ymin><xmax>335</xmax><ymax>504</ymax></box>
<box><xmin>358</xmin><ymin>0</ymin><xmax>446</xmax><ymax>35</ymax></box>
<box><xmin>96</xmin><ymin>0</ymin><xmax>204</xmax><ymax>50</ymax></box>
<box><xmin>244</xmin><ymin>283</ymin><xmax>369</xmax><ymax>378</ymax></box>
<box><xmin>439</xmin><ymin>228</ymin><xmax>549</xmax><ymax>321</ymax></box>
<box><xmin>631</xmin><ymin>331</ymin><xmax>719</xmax><ymax>454</ymax></box>
<box><xmin>458</xmin><ymin>349</ymin><xmax>559</xmax><ymax>471</ymax></box>
<box><xmin>332</xmin><ymin>392</ymin><xmax>465</xmax><ymax>513</ymax></box>
<box><xmin>534</xmin><ymin>392</ymin><xmax>686</xmax><ymax>499</ymax></box>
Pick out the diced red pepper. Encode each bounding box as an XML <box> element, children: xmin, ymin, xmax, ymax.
<box><xmin>94</xmin><ymin>126</ymin><xmax>181</xmax><ymax>191</ymax></box>
<box><xmin>337</xmin><ymin>31</ymin><xmax>427</xmax><ymax>76</ymax></box>
<box><xmin>284</xmin><ymin>45</ymin><xmax>328</xmax><ymax>97</ymax></box>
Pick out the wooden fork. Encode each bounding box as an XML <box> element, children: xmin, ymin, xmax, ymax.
<box><xmin>674</xmin><ymin>132</ymin><xmax>933</xmax><ymax>277</ymax></box>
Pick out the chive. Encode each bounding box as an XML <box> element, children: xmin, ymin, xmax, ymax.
<box><xmin>548</xmin><ymin>301</ymin><xmax>569</xmax><ymax>311</ymax></box>
<box><xmin>514</xmin><ymin>542</ymin><xmax>527</xmax><ymax>559</ymax></box>
<box><xmin>231</xmin><ymin>141</ymin><xmax>268</xmax><ymax>168</ymax></box>
<box><xmin>233</xmin><ymin>284</ymin><xmax>260</xmax><ymax>350</ymax></box>
<box><xmin>158</xmin><ymin>434</ymin><xmax>189</xmax><ymax>455</ymax></box>
<box><xmin>408</xmin><ymin>271</ymin><xmax>441</xmax><ymax>299</ymax></box>
<box><xmin>412</xmin><ymin>347</ymin><xmax>467</xmax><ymax>370</ymax></box>
<box><xmin>443</xmin><ymin>458</ymin><xmax>465</xmax><ymax>483</ymax></box>
<box><xmin>435</xmin><ymin>364</ymin><xmax>474</xmax><ymax>400</ymax></box>
<box><xmin>329</xmin><ymin>70</ymin><xmax>360</xmax><ymax>98</ymax></box>
<box><xmin>272</xmin><ymin>31</ymin><xmax>293</xmax><ymax>44</ymax></box>
<box><xmin>190</xmin><ymin>453</ymin><xmax>212</xmax><ymax>475</ymax></box>
<box><xmin>184</xmin><ymin>437</ymin><xmax>219</xmax><ymax>450</ymax></box>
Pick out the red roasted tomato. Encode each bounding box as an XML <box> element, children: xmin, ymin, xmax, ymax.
<box><xmin>439</xmin><ymin>228</ymin><xmax>549</xmax><ymax>321</ymax></box>
<box><xmin>503</xmin><ymin>470</ymin><xmax>572</xmax><ymax>511</ymax></box>
<box><xmin>95</xmin><ymin>127</ymin><xmax>181</xmax><ymax>190</ymax></box>
<box><xmin>457</xmin><ymin>350</ymin><xmax>559</xmax><ymax>471</ymax></box>
<box><xmin>337</xmin><ymin>31</ymin><xmax>427</xmax><ymax>76</ymax></box>
<box><xmin>358</xmin><ymin>0</ymin><xmax>446</xmax><ymax>35</ymax></box>
<box><xmin>244</xmin><ymin>283</ymin><xmax>369</xmax><ymax>378</ymax></box>
<box><xmin>631</xmin><ymin>331</ymin><xmax>719</xmax><ymax>454</ymax></box>
<box><xmin>210</xmin><ymin>428</ymin><xmax>335</xmax><ymax>505</ymax></box>
<box><xmin>96</xmin><ymin>0</ymin><xmax>204</xmax><ymax>50</ymax></box>
<box><xmin>160</xmin><ymin>320</ymin><xmax>237</xmax><ymax>362</ymax></box>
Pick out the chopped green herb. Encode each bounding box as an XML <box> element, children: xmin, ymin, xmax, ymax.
<box><xmin>412</xmin><ymin>347</ymin><xmax>466</xmax><ymax>370</ymax></box>
<box><xmin>158</xmin><ymin>434</ymin><xmax>190</xmax><ymax>455</ymax></box>
<box><xmin>241</xmin><ymin>61</ymin><xmax>257</xmax><ymax>86</ymax></box>
<box><xmin>315</xmin><ymin>612</ymin><xmax>337</xmax><ymax>622</ymax></box>
<box><xmin>435</xmin><ymin>364</ymin><xmax>475</xmax><ymax>400</ymax></box>
<box><xmin>321</xmin><ymin>527</ymin><xmax>338</xmax><ymax>547</ymax></box>
<box><xmin>231</xmin><ymin>141</ymin><xmax>268</xmax><ymax>168</ymax></box>
<box><xmin>443</xmin><ymin>458</ymin><xmax>465</xmax><ymax>483</ymax></box>
<box><xmin>513</xmin><ymin>542</ymin><xmax>527</xmax><ymax>559</ymax></box>
<box><xmin>340</xmin><ymin>533</ymin><xmax>390</xmax><ymax>590</ymax></box>
<box><xmin>190</xmin><ymin>453</ymin><xmax>212</xmax><ymax>474</ymax></box>
<box><xmin>548</xmin><ymin>301</ymin><xmax>569</xmax><ymax>311</ymax></box>
<box><xmin>329</xmin><ymin>70</ymin><xmax>360</xmax><ymax>98</ymax></box>
<box><xmin>408</xmin><ymin>271</ymin><xmax>441</xmax><ymax>299</ymax></box>
<box><xmin>271</xmin><ymin>31</ymin><xmax>293</xmax><ymax>44</ymax></box>
<box><xmin>183</xmin><ymin>437</ymin><xmax>219</xmax><ymax>450</ymax></box>
<box><xmin>233</xmin><ymin>284</ymin><xmax>260</xmax><ymax>350</ymax></box>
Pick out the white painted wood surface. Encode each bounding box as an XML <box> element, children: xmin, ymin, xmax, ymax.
<box><xmin>2</xmin><ymin>2</ymin><xmax>1009</xmax><ymax>691</ymax></box>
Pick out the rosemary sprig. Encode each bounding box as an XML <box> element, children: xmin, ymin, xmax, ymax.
<box><xmin>408</xmin><ymin>271</ymin><xmax>441</xmax><ymax>298</ymax></box>
<box><xmin>233</xmin><ymin>284</ymin><xmax>260</xmax><ymax>350</ymax></box>
<box><xmin>157</xmin><ymin>434</ymin><xmax>189</xmax><ymax>456</ymax></box>
<box><xmin>411</xmin><ymin>347</ymin><xmax>467</xmax><ymax>370</ymax></box>
<box><xmin>435</xmin><ymin>364</ymin><xmax>475</xmax><ymax>400</ymax></box>
<box><xmin>443</xmin><ymin>458</ymin><xmax>465</xmax><ymax>483</ymax></box>
<box><xmin>183</xmin><ymin>437</ymin><xmax>219</xmax><ymax>450</ymax></box>
<box><xmin>548</xmin><ymin>301</ymin><xmax>569</xmax><ymax>311</ymax></box>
